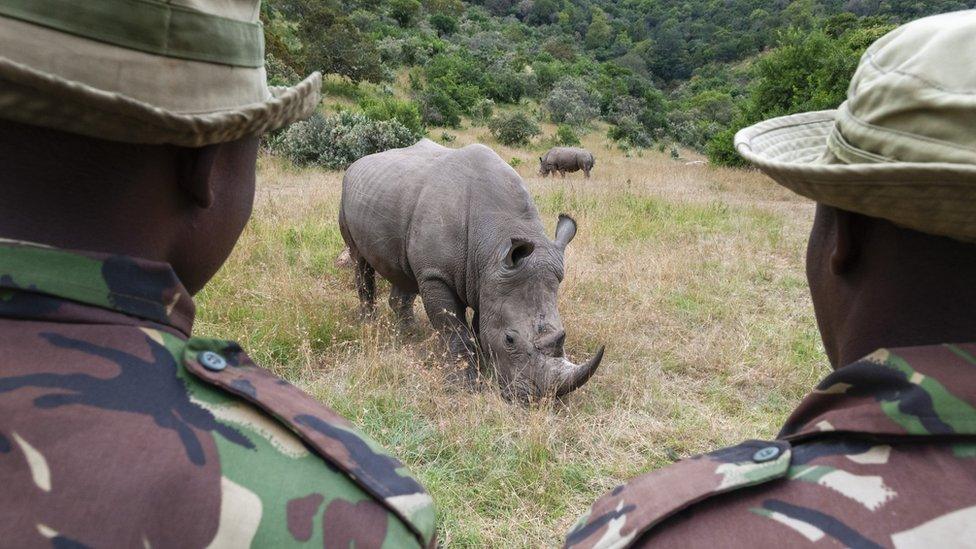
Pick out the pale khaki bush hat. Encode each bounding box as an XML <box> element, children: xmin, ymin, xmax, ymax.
<box><xmin>735</xmin><ymin>10</ymin><xmax>976</xmax><ymax>242</ymax></box>
<box><xmin>0</xmin><ymin>0</ymin><xmax>322</xmax><ymax>146</ymax></box>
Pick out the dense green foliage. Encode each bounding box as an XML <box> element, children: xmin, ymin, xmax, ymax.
<box><xmin>270</xmin><ymin>111</ymin><xmax>422</xmax><ymax>169</ymax></box>
<box><xmin>489</xmin><ymin>111</ymin><xmax>543</xmax><ymax>145</ymax></box>
<box><xmin>264</xmin><ymin>0</ymin><xmax>973</xmax><ymax>165</ymax></box>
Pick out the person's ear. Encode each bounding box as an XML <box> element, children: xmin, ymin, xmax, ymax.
<box><xmin>177</xmin><ymin>144</ymin><xmax>221</xmax><ymax>208</ymax></box>
<box><xmin>830</xmin><ymin>208</ymin><xmax>860</xmax><ymax>275</ymax></box>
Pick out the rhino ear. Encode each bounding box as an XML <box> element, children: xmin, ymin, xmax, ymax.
<box><xmin>504</xmin><ymin>238</ymin><xmax>535</xmax><ymax>269</ymax></box>
<box><xmin>554</xmin><ymin>214</ymin><xmax>577</xmax><ymax>250</ymax></box>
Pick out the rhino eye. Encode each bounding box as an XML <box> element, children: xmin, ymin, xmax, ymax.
<box><xmin>505</xmin><ymin>333</ymin><xmax>515</xmax><ymax>346</ymax></box>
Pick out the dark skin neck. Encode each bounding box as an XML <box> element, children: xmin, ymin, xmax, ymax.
<box><xmin>806</xmin><ymin>204</ymin><xmax>976</xmax><ymax>368</ymax></box>
<box><xmin>0</xmin><ymin>119</ymin><xmax>259</xmax><ymax>294</ymax></box>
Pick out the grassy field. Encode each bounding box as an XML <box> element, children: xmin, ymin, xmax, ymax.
<box><xmin>195</xmin><ymin>126</ymin><xmax>827</xmax><ymax>547</ymax></box>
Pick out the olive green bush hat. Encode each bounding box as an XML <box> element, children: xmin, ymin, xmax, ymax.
<box><xmin>735</xmin><ymin>10</ymin><xmax>976</xmax><ymax>242</ymax></box>
<box><xmin>0</xmin><ymin>0</ymin><xmax>321</xmax><ymax>146</ymax></box>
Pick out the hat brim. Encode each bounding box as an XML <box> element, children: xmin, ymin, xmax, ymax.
<box><xmin>735</xmin><ymin>110</ymin><xmax>976</xmax><ymax>242</ymax></box>
<box><xmin>0</xmin><ymin>55</ymin><xmax>321</xmax><ymax>147</ymax></box>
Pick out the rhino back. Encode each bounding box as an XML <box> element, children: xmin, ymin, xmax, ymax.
<box><xmin>546</xmin><ymin>147</ymin><xmax>592</xmax><ymax>171</ymax></box>
<box><xmin>408</xmin><ymin>143</ymin><xmax>545</xmax><ymax>306</ymax></box>
<box><xmin>341</xmin><ymin>139</ymin><xmax>452</xmax><ymax>288</ymax></box>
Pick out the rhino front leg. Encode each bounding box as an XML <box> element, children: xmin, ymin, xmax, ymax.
<box><xmin>355</xmin><ymin>257</ymin><xmax>376</xmax><ymax>320</ymax></box>
<box><xmin>419</xmin><ymin>279</ymin><xmax>478</xmax><ymax>386</ymax></box>
<box><xmin>389</xmin><ymin>285</ymin><xmax>417</xmax><ymax>329</ymax></box>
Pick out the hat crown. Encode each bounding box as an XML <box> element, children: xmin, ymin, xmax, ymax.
<box><xmin>831</xmin><ymin>10</ymin><xmax>976</xmax><ymax>165</ymax></box>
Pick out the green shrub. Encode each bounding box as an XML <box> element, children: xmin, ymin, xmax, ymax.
<box><xmin>543</xmin><ymin>77</ymin><xmax>599</xmax><ymax>126</ymax></box>
<box><xmin>607</xmin><ymin>119</ymin><xmax>652</xmax><ymax>148</ymax></box>
<box><xmin>509</xmin><ymin>157</ymin><xmax>523</xmax><ymax>168</ymax></box>
<box><xmin>470</xmin><ymin>98</ymin><xmax>495</xmax><ymax>126</ymax></box>
<box><xmin>388</xmin><ymin>0</ymin><xmax>421</xmax><ymax>27</ymax></box>
<box><xmin>553</xmin><ymin>124</ymin><xmax>580</xmax><ymax>146</ymax></box>
<box><xmin>359</xmin><ymin>96</ymin><xmax>425</xmax><ymax>135</ymax></box>
<box><xmin>265</xmin><ymin>53</ymin><xmax>301</xmax><ymax>87</ymax></box>
<box><xmin>488</xmin><ymin>111</ymin><xmax>541</xmax><ymax>146</ymax></box>
<box><xmin>440</xmin><ymin>131</ymin><xmax>456</xmax><ymax>143</ymax></box>
<box><xmin>487</xmin><ymin>69</ymin><xmax>537</xmax><ymax>103</ymax></box>
<box><xmin>425</xmin><ymin>54</ymin><xmax>485</xmax><ymax>112</ymax></box>
<box><xmin>321</xmin><ymin>77</ymin><xmax>367</xmax><ymax>101</ymax></box>
<box><xmin>430</xmin><ymin>13</ymin><xmax>458</xmax><ymax>36</ymax></box>
<box><xmin>273</xmin><ymin>112</ymin><xmax>421</xmax><ymax>170</ymax></box>
<box><xmin>419</xmin><ymin>87</ymin><xmax>463</xmax><ymax>128</ymax></box>
<box><xmin>705</xmin><ymin>125</ymin><xmax>747</xmax><ymax>167</ymax></box>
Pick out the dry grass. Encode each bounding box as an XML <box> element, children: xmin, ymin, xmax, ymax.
<box><xmin>195</xmin><ymin>126</ymin><xmax>826</xmax><ymax>547</ymax></box>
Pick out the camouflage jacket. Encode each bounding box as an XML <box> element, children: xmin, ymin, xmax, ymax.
<box><xmin>566</xmin><ymin>345</ymin><xmax>976</xmax><ymax>548</ymax></box>
<box><xmin>0</xmin><ymin>241</ymin><xmax>436</xmax><ymax>548</ymax></box>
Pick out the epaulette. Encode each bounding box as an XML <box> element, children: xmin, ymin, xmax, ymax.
<box><xmin>181</xmin><ymin>338</ymin><xmax>436</xmax><ymax>548</ymax></box>
<box><xmin>565</xmin><ymin>439</ymin><xmax>792</xmax><ymax>549</ymax></box>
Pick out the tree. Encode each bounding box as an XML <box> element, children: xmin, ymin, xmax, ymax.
<box><xmin>543</xmin><ymin>77</ymin><xmax>599</xmax><ymax>126</ymax></box>
<box><xmin>430</xmin><ymin>13</ymin><xmax>458</xmax><ymax>35</ymax></box>
<box><xmin>524</xmin><ymin>0</ymin><xmax>559</xmax><ymax>25</ymax></box>
<box><xmin>489</xmin><ymin>111</ymin><xmax>541</xmax><ymax>146</ymax></box>
<box><xmin>585</xmin><ymin>8</ymin><xmax>612</xmax><ymax>50</ymax></box>
<box><xmin>389</xmin><ymin>0</ymin><xmax>421</xmax><ymax>27</ymax></box>
<box><xmin>425</xmin><ymin>0</ymin><xmax>464</xmax><ymax>16</ymax></box>
<box><xmin>297</xmin><ymin>6</ymin><xmax>385</xmax><ymax>83</ymax></box>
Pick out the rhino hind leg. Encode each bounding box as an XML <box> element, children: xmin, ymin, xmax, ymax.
<box><xmin>354</xmin><ymin>257</ymin><xmax>377</xmax><ymax>320</ymax></box>
<box><xmin>389</xmin><ymin>285</ymin><xmax>417</xmax><ymax>329</ymax></box>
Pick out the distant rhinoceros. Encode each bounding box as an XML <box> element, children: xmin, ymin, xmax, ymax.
<box><xmin>539</xmin><ymin>147</ymin><xmax>596</xmax><ymax>178</ymax></box>
<box><xmin>339</xmin><ymin>138</ymin><xmax>603</xmax><ymax>403</ymax></box>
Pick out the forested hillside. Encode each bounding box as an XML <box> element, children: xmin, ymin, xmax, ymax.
<box><xmin>263</xmin><ymin>0</ymin><xmax>975</xmax><ymax>165</ymax></box>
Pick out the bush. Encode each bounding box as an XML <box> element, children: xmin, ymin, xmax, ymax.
<box><xmin>321</xmin><ymin>77</ymin><xmax>367</xmax><ymax>101</ymax></box>
<box><xmin>419</xmin><ymin>87</ymin><xmax>463</xmax><ymax>128</ymax></box>
<box><xmin>487</xmin><ymin>68</ymin><xmax>537</xmax><ymax>103</ymax></box>
<box><xmin>430</xmin><ymin>13</ymin><xmax>458</xmax><ymax>36</ymax></box>
<box><xmin>359</xmin><ymin>96</ymin><xmax>425</xmax><ymax>135</ymax></box>
<box><xmin>273</xmin><ymin>112</ymin><xmax>421</xmax><ymax>170</ymax></box>
<box><xmin>265</xmin><ymin>53</ymin><xmax>301</xmax><ymax>87</ymax></box>
<box><xmin>298</xmin><ymin>15</ymin><xmax>385</xmax><ymax>84</ymax></box>
<box><xmin>470</xmin><ymin>98</ymin><xmax>495</xmax><ymax>126</ymax></box>
<box><xmin>606</xmin><ymin>96</ymin><xmax>654</xmax><ymax>148</ymax></box>
<box><xmin>705</xmin><ymin>125</ymin><xmax>747</xmax><ymax>167</ymax></box>
<box><xmin>488</xmin><ymin>111</ymin><xmax>541</xmax><ymax>146</ymax></box>
<box><xmin>553</xmin><ymin>124</ymin><xmax>580</xmax><ymax>146</ymax></box>
<box><xmin>389</xmin><ymin>0</ymin><xmax>421</xmax><ymax>27</ymax></box>
<box><xmin>543</xmin><ymin>77</ymin><xmax>599</xmax><ymax>127</ymax></box>
<box><xmin>607</xmin><ymin>119</ymin><xmax>652</xmax><ymax>148</ymax></box>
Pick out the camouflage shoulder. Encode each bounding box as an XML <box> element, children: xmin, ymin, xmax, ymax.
<box><xmin>169</xmin><ymin>334</ymin><xmax>436</xmax><ymax>547</ymax></box>
<box><xmin>565</xmin><ymin>439</ymin><xmax>791</xmax><ymax>549</ymax></box>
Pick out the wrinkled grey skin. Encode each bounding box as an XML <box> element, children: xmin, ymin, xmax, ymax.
<box><xmin>539</xmin><ymin>147</ymin><xmax>596</xmax><ymax>178</ymax></box>
<box><xmin>339</xmin><ymin>139</ymin><xmax>603</xmax><ymax>403</ymax></box>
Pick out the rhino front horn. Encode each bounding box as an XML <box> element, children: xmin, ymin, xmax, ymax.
<box><xmin>554</xmin><ymin>346</ymin><xmax>605</xmax><ymax>397</ymax></box>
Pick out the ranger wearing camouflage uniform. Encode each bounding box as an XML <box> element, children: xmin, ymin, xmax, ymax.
<box><xmin>567</xmin><ymin>11</ymin><xmax>976</xmax><ymax>548</ymax></box>
<box><xmin>0</xmin><ymin>1</ymin><xmax>434</xmax><ymax>547</ymax></box>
